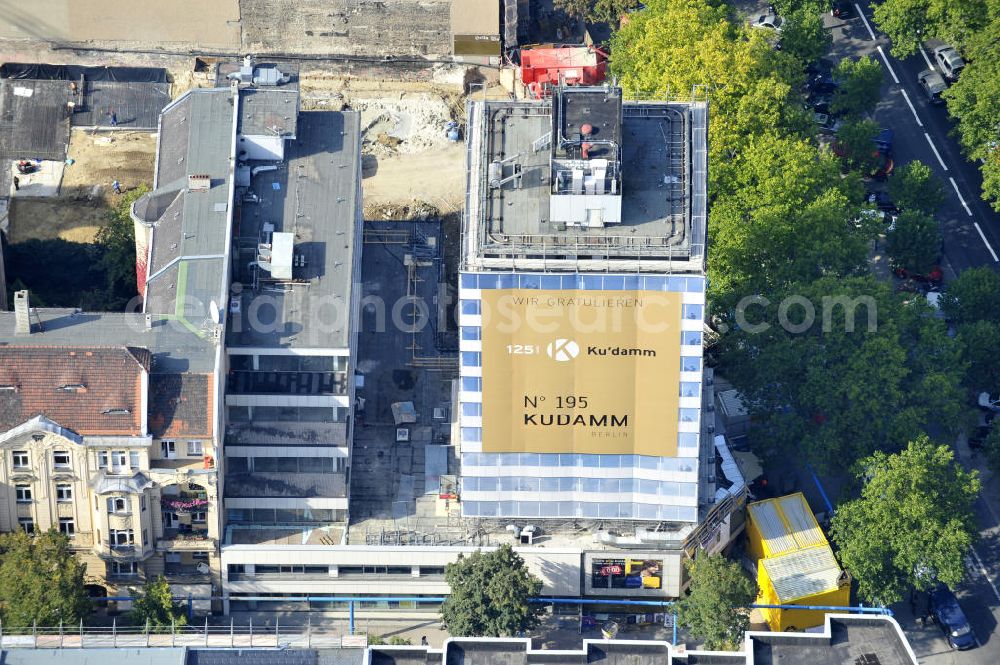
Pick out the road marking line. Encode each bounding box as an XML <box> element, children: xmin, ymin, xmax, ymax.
<box><xmin>949</xmin><ymin>176</ymin><xmax>972</xmax><ymax>216</ymax></box>
<box><xmin>970</xmin><ymin>547</ymin><xmax>1000</xmax><ymax>602</ymax></box>
<box><xmin>924</xmin><ymin>132</ymin><xmax>948</xmax><ymax>170</ymax></box>
<box><xmin>856</xmin><ymin>4</ymin><xmax>877</xmax><ymax>40</ymax></box>
<box><xmin>920</xmin><ymin>47</ymin><xmax>935</xmax><ymax>71</ymax></box>
<box><xmin>973</xmin><ymin>223</ymin><xmax>999</xmax><ymax>262</ymax></box>
<box><xmin>900</xmin><ymin>89</ymin><xmax>923</xmax><ymax>127</ymax></box>
<box><xmin>876</xmin><ymin>46</ymin><xmax>900</xmax><ymax>83</ymax></box>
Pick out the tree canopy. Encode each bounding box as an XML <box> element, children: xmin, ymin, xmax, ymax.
<box><xmin>888</xmin><ymin>160</ymin><xmax>945</xmax><ymax>215</ymax></box>
<box><xmin>831</xmin><ymin>57</ymin><xmax>885</xmax><ymax>117</ymax></box>
<box><xmin>676</xmin><ymin>551</ymin><xmax>756</xmax><ymax>650</ymax></box>
<box><xmin>440</xmin><ymin>544</ymin><xmax>543</xmax><ymax>637</ymax></box>
<box><xmin>940</xmin><ymin>266</ymin><xmax>1000</xmax><ymax>325</ymax></box>
<box><xmin>718</xmin><ymin>276</ymin><xmax>967</xmax><ymax>470</ymax></box>
<box><xmin>873</xmin><ymin>0</ymin><xmax>991</xmax><ymax>57</ymax></box>
<box><xmin>830</xmin><ymin>437</ymin><xmax>980</xmax><ymax>604</ymax></box>
<box><xmin>128</xmin><ymin>576</ymin><xmax>187</xmax><ymax>629</ymax></box>
<box><xmin>885</xmin><ymin>210</ymin><xmax>942</xmax><ymax>274</ymax></box>
<box><xmin>0</xmin><ymin>530</ymin><xmax>91</xmax><ymax>627</ymax></box>
<box><xmin>555</xmin><ymin>0</ymin><xmax>641</xmax><ymax>24</ymax></box>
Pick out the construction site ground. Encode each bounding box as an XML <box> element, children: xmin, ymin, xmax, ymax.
<box><xmin>6</xmin><ymin>129</ymin><xmax>156</xmax><ymax>244</ymax></box>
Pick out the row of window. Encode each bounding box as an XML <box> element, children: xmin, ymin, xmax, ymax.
<box><xmin>226</xmin><ymin>456</ymin><xmax>345</xmax><ymax>474</ymax></box>
<box><xmin>460</xmin><ymin>449</ymin><xmax>699</xmax><ymax>469</ymax></box>
<box><xmin>461</xmin><ymin>476</ymin><xmax>698</xmax><ymax>496</ymax></box>
<box><xmin>16</xmin><ymin>517</ymin><xmax>75</xmax><ymax>535</ymax></box>
<box><xmin>226</xmin><ymin>508</ymin><xmax>345</xmax><ymax>524</ymax></box>
<box><xmin>16</xmin><ymin>483</ymin><xmax>74</xmax><ymax>503</ymax></box>
<box><xmin>461</xmin><ymin>501</ymin><xmax>699</xmax><ymax>521</ymax></box>
<box><xmin>459</xmin><ymin>272</ymin><xmax>706</xmax><ymax>293</ymax></box>
<box><xmin>459</xmin><ymin>300</ymin><xmax>705</xmax><ymax>322</ymax></box>
<box><xmin>227</xmin><ymin>564</ymin><xmax>447</xmax><ymax>577</ymax></box>
<box><xmin>11</xmin><ymin>449</ymin><xmax>73</xmax><ymax>470</ymax></box>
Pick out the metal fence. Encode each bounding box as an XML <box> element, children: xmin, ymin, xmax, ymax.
<box><xmin>0</xmin><ymin>620</ymin><xmax>358</xmax><ymax>650</ymax></box>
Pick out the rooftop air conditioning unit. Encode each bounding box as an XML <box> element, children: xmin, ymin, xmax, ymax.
<box><xmin>188</xmin><ymin>174</ymin><xmax>211</xmax><ymax>192</ymax></box>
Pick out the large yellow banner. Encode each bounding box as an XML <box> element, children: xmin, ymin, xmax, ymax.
<box><xmin>480</xmin><ymin>289</ymin><xmax>682</xmax><ymax>456</ymax></box>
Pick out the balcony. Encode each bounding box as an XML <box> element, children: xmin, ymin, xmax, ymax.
<box><xmin>157</xmin><ymin>529</ymin><xmax>216</xmax><ymax>552</ymax></box>
<box><xmin>97</xmin><ymin>544</ymin><xmax>151</xmax><ymax>560</ymax></box>
<box><xmin>164</xmin><ymin>563</ymin><xmax>212</xmax><ymax>583</ymax></box>
<box><xmin>150</xmin><ymin>458</ymin><xmax>215</xmax><ymax>473</ymax></box>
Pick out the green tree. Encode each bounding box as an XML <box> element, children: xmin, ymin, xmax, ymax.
<box><xmin>943</xmin><ymin>23</ymin><xmax>1000</xmax><ymax>210</ymax></box>
<box><xmin>983</xmin><ymin>422</ymin><xmax>1000</xmax><ymax>474</ymax></box>
<box><xmin>835</xmin><ymin>118</ymin><xmax>881</xmax><ymax>173</ymax></box>
<box><xmin>940</xmin><ymin>266</ymin><xmax>1000</xmax><ymax>325</ymax></box>
<box><xmin>0</xmin><ymin>530</ymin><xmax>91</xmax><ymax>627</ymax></box>
<box><xmin>873</xmin><ymin>0</ymin><xmax>990</xmax><ymax>57</ymax></box>
<box><xmin>708</xmin><ymin>134</ymin><xmax>868</xmax><ymax>306</ymax></box>
<box><xmin>957</xmin><ymin>320</ymin><xmax>1000</xmax><ymax>393</ymax></box>
<box><xmin>555</xmin><ymin>0</ymin><xmax>642</xmax><ymax>24</ymax></box>
<box><xmin>441</xmin><ymin>544</ymin><xmax>543</xmax><ymax>637</ymax></box>
<box><xmin>719</xmin><ymin>276</ymin><xmax>967</xmax><ymax>470</ymax></box>
<box><xmin>92</xmin><ymin>184</ymin><xmax>147</xmax><ymax>310</ymax></box>
<box><xmin>831</xmin><ymin>57</ymin><xmax>885</xmax><ymax>117</ymax></box>
<box><xmin>676</xmin><ymin>552</ymin><xmax>756</xmax><ymax>650</ymax></box>
<box><xmin>885</xmin><ymin>210</ymin><xmax>942</xmax><ymax>274</ymax></box>
<box><xmin>610</xmin><ymin>0</ymin><xmax>809</xmax><ymax>189</ymax></box>
<box><xmin>888</xmin><ymin>160</ymin><xmax>945</xmax><ymax>214</ymax></box>
<box><xmin>778</xmin><ymin>6</ymin><xmax>832</xmax><ymax>64</ymax></box>
<box><xmin>830</xmin><ymin>436</ymin><xmax>980</xmax><ymax>605</ymax></box>
<box><xmin>128</xmin><ymin>576</ymin><xmax>187</xmax><ymax>630</ymax></box>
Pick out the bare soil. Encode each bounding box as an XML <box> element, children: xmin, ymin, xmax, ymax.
<box><xmin>7</xmin><ymin>130</ymin><xmax>156</xmax><ymax>244</ymax></box>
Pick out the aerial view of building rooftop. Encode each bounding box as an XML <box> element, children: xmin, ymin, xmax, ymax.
<box><xmin>463</xmin><ymin>85</ymin><xmax>707</xmax><ymax>272</ymax></box>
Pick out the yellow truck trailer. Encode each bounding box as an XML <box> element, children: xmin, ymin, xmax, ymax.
<box><xmin>747</xmin><ymin>492</ymin><xmax>851</xmax><ymax>632</ymax></box>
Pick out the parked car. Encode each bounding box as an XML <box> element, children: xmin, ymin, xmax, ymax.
<box><xmin>752</xmin><ymin>12</ymin><xmax>784</xmax><ymax>32</ymax></box>
<box><xmin>918</xmin><ymin>69</ymin><xmax>947</xmax><ymax>104</ymax></box>
<box><xmin>968</xmin><ymin>424</ymin><xmax>992</xmax><ymax>450</ymax></box>
<box><xmin>930</xmin><ymin>585</ymin><xmax>976</xmax><ymax>650</ymax></box>
<box><xmin>813</xmin><ymin>112</ymin><xmax>842</xmax><ymax>133</ymax></box>
<box><xmin>933</xmin><ymin>45</ymin><xmax>966</xmax><ymax>81</ymax></box>
<box><xmin>894</xmin><ymin>265</ymin><xmax>944</xmax><ymax>284</ymax></box>
<box><xmin>865</xmin><ymin>190</ymin><xmax>898</xmax><ymax>213</ymax></box>
<box><xmin>831</xmin><ymin>2</ymin><xmax>854</xmax><ymax>18</ymax></box>
<box><xmin>979</xmin><ymin>392</ymin><xmax>1000</xmax><ymax>412</ymax></box>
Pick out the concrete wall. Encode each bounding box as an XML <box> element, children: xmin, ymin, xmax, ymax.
<box><xmin>240</xmin><ymin>0</ymin><xmax>452</xmax><ymax>57</ymax></box>
<box><xmin>0</xmin><ymin>1</ymin><xmax>241</xmax><ymax>49</ymax></box>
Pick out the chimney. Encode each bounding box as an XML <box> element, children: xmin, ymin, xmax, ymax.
<box><xmin>14</xmin><ymin>290</ymin><xmax>31</xmax><ymax>335</ymax></box>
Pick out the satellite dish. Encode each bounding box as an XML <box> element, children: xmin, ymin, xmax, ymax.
<box><xmin>209</xmin><ymin>300</ymin><xmax>222</xmax><ymax>324</ymax></box>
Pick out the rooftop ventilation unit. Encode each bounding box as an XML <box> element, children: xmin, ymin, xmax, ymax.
<box><xmin>188</xmin><ymin>174</ymin><xmax>211</xmax><ymax>192</ymax></box>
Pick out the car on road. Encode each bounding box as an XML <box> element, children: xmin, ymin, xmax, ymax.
<box><xmin>933</xmin><ymin>45</ymin><xmax>966</xmax><ymax>81</ymax></box>
<box><xmin>865</xmin><ymin>190</ymin><xmax>897</xmax><ymax>212</ymax></box>
<box><xmin>968</xmin><ymin>423</ymin><xmax>992</xmax><ymax>450</ymax></box>
<box><xmin>812</xmin><ymin>112</ymin><xmax>841</xmax><ymax>133</ymax></box>
<box><xmin>930</xmin><ymin>585</ymin><xmax>977</xmax><ymax>650</ymax></box>
<box><xmin>831</xmin><ymin>1</ymin><xmax>854</xmax><ymax>18</ymax></box>
<box><xmin>752</xmin><ymin>12</ymin><xmax>784</xmax><ymax>32</ymax></box>
<box><xmin>979</xmin><ymin>392</ymin><xmax>1000</xmax><ymax>412</ymax></box>
<box><xmin>917</xmin><ymin>69</ymin><xmax>947</xmax><ymax>104</ymax></box>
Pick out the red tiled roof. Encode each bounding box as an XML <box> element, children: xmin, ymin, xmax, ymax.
<box><xmin>0</xmin><ymin>346</ymin><xmax>149</xmax><ymax>436</ymax></box>
<box><xmin>149</xmin><ymin>373</ymin><xmax>214</xmax><ymax>438</ymax></box>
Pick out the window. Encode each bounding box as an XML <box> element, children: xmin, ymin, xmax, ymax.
<box><xmin>97</xmin><ymin>451</ymin><xmax>108</xmax><ymax>469</ymax></box>
<box><xmin>59</xmin><ymin>518</ymin><xmax>75</xmax><ymax>536</ymax></box>
<box><xmin>56</xmin><ymin>484</ymin><xmax>73</xmax><ymax>502</ymax></box>
<box><xmin>227</xmin><ymin>564</ymin><xmax>246</xmax><ymax>575</ymax></box>
<box><xmin>186</xmin><ymin>441</ymin><xmax>203</xmax><ymax>457</ymax></box>
<box><xmin>142</xmin><ymin>529</ymin><xmax>148</xmax><ymax>546</ymax></box>
<box><xmin>141</xmin><ymin>495</ymin><xmax>147</xmax><ymax>511</ymax></box>
<box><xmin>18</xmin><ymin>518</ymin><xmax>34</xmax><ymax>533</ymax></box>
<box><xmin>192</xmin><ymin>552</ymin><xmax>209</xmax><ymax>561</ymax></box>
<box><xmin>15</xmin><ymin>484</ymin><xmax>32</xmax><ymax>502</ymax></box>
<box><xmin>192</xmin><ymin>511</ymin><xmax>207</xmax><ymax>523</ymax></box>
<box><xmin>52</xmin><ymin>451</ymin><xmax>71</xmax><ymax>468</ymax></box>
<box><xmin>109</xmin><ymin>530</ymin><xmax>134</xmax><ymax>546</ymax></box>
<box><xmin>161</xmin><ymin>441</ymin><xmax>176</xmax><ymax>459</ymax></box>
<box><xmin>129</xmin><ymin>451</ymin><xmax>140</xmax><ymax>469</ymax></box>
<box><xmin>111</xmin><ymin>451</ymin><xmax>127</xmax><ymax>469</ymax></box>
<box><xmin>107</xmin><ymin>497</ymin><xmax>128</xmax><ymax>513</ymax></box>
<box><xmin>420</xmin><ymin>566</ymin><xmax>446</xmax><ymax>576</ymax></box>
<box><xmin>110</xmin><ymin>561</ymin><xmax>138</xmax><ymax>577</ymax></box>
<box><xmin>12</xmin><ymin>450</ymin><xmax>29</xmax><ymax>468</ymax></box>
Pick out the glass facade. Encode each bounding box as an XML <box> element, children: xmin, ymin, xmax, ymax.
<box><xmin>458</xmin><ymin>271</ymin><xmax>705</xmax><ymax>522</ymax></box>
